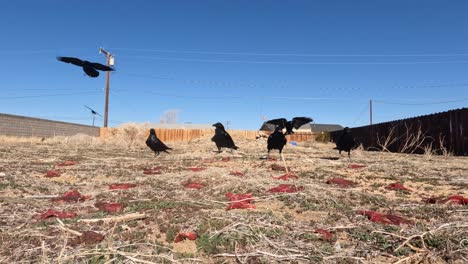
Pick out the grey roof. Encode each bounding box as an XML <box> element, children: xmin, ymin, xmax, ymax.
<box><xmin>259</xmin><ymin>122</ymin><xmax>342</xmax><ymax>132</ymax></box>
<box><xmin>309</xmin><ymin>124</ymin><xmax>343</xmax><ymax>132</ymax></box>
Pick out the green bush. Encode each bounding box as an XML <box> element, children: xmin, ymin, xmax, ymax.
<box><xmin>315</xmin><ymin>131</ymin><xmax>331</xmax><ymax>143</ymax></box>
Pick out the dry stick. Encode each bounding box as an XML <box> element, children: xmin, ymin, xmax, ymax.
<box><xmin>56</xmin><ymin>219</ymin><xmax>82</xmax><ymax>236</ymax></box>
<box><xmin>78</xmin><ymin>213</ymin><xmax>146</xmax><ymax>224</ymax></box>
<box><xmin>280</xmin><ymin>152</ymin><xmax>289</xmax><ymax>174</ymax></box>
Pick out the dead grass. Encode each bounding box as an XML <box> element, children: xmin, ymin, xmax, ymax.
<box><xmin>0</xmin><ymin>134</ymin><xmax>467</xmax><ymax>263</ymax></box>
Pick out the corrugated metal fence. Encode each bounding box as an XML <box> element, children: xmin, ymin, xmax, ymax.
<box><xmin>331</xmin><ymin>108</ymin><xmax>468</xmax><ymax>156</ymax></box>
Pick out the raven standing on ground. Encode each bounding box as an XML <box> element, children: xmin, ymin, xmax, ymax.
<box><xmin>336</xmin><ymin>127</ymin><xmax>356</xmax><ymax>159</ymax></box>
<box><xmin>267</xmin><ymin>126</ymin><xmax>287</xmax><ymax>156</ymax></box>
<box><xmin>146</xmin><ymin>128</ymin><xmax>172</xmax><ymax>156</ymax></box>
<box><xmin>265</xmin><ymin>117</ymin><xmax>312</xmax><ymax>173</ymax></box>
<box><xmin>57</xmin><ymin>56</ymin><xmax>114</xmax><ymax>77</ymax></box>
<box><xmin>265</xmin><ymin>117</ymin><xmax>313</xmax><ymax>135</ymax></box>
<box><xmin>211</xmin><ymin>122</ymin><xmax>239</xmax><ymax>153</ymax></box>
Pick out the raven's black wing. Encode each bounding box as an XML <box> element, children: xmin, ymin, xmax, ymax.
<box><xmin>57</xmin><ymin>56</ymin><xmax>85</xmax><ymax>67</ymax></box>
<box><xmin>265</xmin><ymin>118</ymin><xmax>288</xmax><ymax>128</ymax></box>
<box><xmin>90</xmin><ymin>62</ymin><xmax>114</xmax><ymax>71</ymax></box>
<box><xmin>291</xmin><ymin>117</ymin><xmax>313</xmax><ymax>129</ymax></box>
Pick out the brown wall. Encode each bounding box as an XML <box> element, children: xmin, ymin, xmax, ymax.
<box><xmin>0</xmin><ymin>113</ymin><xmax>100</xmax><ymax>138</ymax></box>
<box><xmin>331</xmin><ymin>108</ymin><xmax>468</xmax><ymax>156</ymax></box>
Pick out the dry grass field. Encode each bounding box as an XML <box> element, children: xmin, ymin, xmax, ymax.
<box><xmin>0</xmin><ymin>130</ymin><xmax>467</xmax><ymax>263</ymax></box>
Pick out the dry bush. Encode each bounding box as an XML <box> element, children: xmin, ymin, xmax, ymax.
<box><xmin>46</xmin><ymin>134</ymin><xmax>102</xmax><ymax>148</ymax></box>
<box><xmin>103</xmin><ymin>123</ymin><xmax>150</xmax><ymax>149</ymax></box>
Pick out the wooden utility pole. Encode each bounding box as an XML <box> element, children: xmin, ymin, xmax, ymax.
<box><xmin>99</xmin><ymin>48</ymin><xmax>113</xmax><ymax>128</ymax></box>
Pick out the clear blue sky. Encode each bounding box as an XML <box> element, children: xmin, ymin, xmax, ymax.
<box><xmin>1</xmin><ymin>1</ymin><xmax>467</xmax><ymax>129</ymax></box>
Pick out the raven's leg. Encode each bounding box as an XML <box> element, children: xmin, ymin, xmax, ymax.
<box><xmin>267</xmin><ymin>149</ymin><xmax>270</xmax><ymax>158</ymax></box>
<box><xmin>280</xmin><ymin>150</ymin><xmax>290</xmax><ymax>174</ymax></box>
<box><xmin>348</xmin><ymin>151</ymin><xmax>351</xmax><ymax>162</ymax></box>
<box><xmin>155</xmin><ymin>151</ymin><xmax>160</xmax><ymax>157</ymax></box>
<box><xmin>339</xmin><ymin>150</ymin><xmax>342</xmax><ymax>157</ymax></box>
<box><xmin>217</xmin><ymin>147</ymin><xmax>222</xmax><ymax>153</ymax></box>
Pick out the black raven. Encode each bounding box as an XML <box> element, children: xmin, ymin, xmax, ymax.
<box><xmin>211</xmin><ymin>122</ymin><xmax>238</xmax><ymax>153</ymax></box>
<box><xmin>57</xmin><ymin>56</ymin><xmax>114</xmax><ymax>77</ymax></box>
<box><xmin>267</xmin><ymin>126</ymin><xmax>287</xmax><ymax>156</ymax></box>
<box><xmin>266</xmin><ymin>117</ymin><xmax>313</xmax><ymax>135</ymax></box>
<box><xmin>146</xmin><ymin>128</ymin><xmax>172</xmax><ymax>156</ymax></box>
<box><xmin>336</xmin><ymin>127</ymin><xmax>356</xmax><ymax>159</ymax></box>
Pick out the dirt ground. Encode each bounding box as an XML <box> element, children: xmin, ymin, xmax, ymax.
<box><xmin>0</xmin><ymin>136</ymin><xmax>467</xmax><ymax>263</ymax></box>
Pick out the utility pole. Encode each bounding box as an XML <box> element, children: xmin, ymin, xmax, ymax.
<box><xmin>99</xmin><ymin>48</ymin><xmax>114</xmax><ymax>127</ymax></box>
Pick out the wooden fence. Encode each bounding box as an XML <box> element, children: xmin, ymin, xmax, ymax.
<box><xmin>100</xmin><ymin>128</ymin><xmax>316</xmax><ymax>143</ymax></box>
<box><xmin>330</xmin><ymin>108</ymin><xmax>468</xmax><ymax>156</ymax></box>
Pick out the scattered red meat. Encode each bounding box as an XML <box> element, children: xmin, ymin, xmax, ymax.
<box><xmin>187</xmin><ymin>167</ymin><xmax>205</xmax><ymax>172</ymax></box>
<box><xmin>273</xmin><ymin>173</ymin><xmax>299</xmax><ymax>181</ymax></box>
<box><xmin>268</xmin><ymin>184</ymin><xmax>304</xmax><ymax>193</ymax></box>
<box><xmin>225</xmin><ymin>192</ymin><xmax>255</xmax><ymax>210</ymax></box>
<box><xmin>95</xmin><ymin>202</ymin><xmax>124</xmax><ymax>213</ymax></box>
<box><xmin>184</xmin><ymin>182</ymin><xmax>206</xmax><ymax>189</ymax></box>
<box><xmin>314</xmin><ymin>229</ymin><xmax>333</xmax><ymax>241</ymax></box>
<box><xmin>357</xmin><ymin>210</ymin><xmax>412</xmax><ymax>225</ymax></box>
<box><xmin>221</xmin><ymin>157</ymin><xmax>230</xmax><ymax>162</ymax></box>
<box><xmin>230</xmin><ymin>171</ymin><xmax>246</xmax><ymax>177</ymax></box>
<box><xmin>44</xmin><ymin>170</ymin><xmax>60</xmax><ymax>178</ymax></box>
<box><xmin>37</xmin><ymin>209</ymin><xmax>77</xmax><ymax>220</ymax></box>
<box><xmin>423</xmin><ymin>195</ymin><xmax>468</xmax><ymax>205</ymax></box>
<box><xmin>174</xmin><ymin>232</ymin><xmax>198</xmax><ymax>243</ymax></box>
<box><xmin>386</xmin><ymin>182</ymin><xmax>410</xmax><ymax>192</ymax></box>
<box><xmin>52</xmin><ymin>190</ymin><xmax>90</xmax><ymax>203</ymax></box>
<box><xmin>268</xmin><ymin>157</ymin><xmax>277</xmax><ymax>161</ymax></box>
<box><xmin>443</xmin><ymin>195</ymin><xmax>468</xmax><ymax>205</ymax></box>
<box><xmin>326</xmin><ymin>177</ymin><xmax>356</xmax><ymax>188</ymax></box>
<box><xmin>109</xmin><ymin>183</ymin><xmax>137</xmax><ymax>190</ymax></box>
<box><xmin>143</xmin><ymin>168</ymin><xmax>162</xmax><ymax>175</ymax></box>
<box><xmin>271</xmin><ymin>164</ymin><xmax>286</xmax><ymax>171</ymax></box>
<box><xmin>348</xmin><ymin>164</ymin><xmax>366</xmax><ymax>169</ymax></box>
<box><xmin>56</xmin><ymin>160</ymin><xmax>77</xmax><ymax>167</ymax></box>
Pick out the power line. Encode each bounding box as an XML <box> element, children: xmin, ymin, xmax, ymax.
<box><xmin>110</xmin><ymin>47</ymin><xmax>468</xmax><ymax>58</ymax></box>
<box><xmin>374</xmin><ymin>98</ymin><xmax>468</xmax><ymax>105</ymax></box>
<box><xmin>0</xmin><ymin>91</ymin><xmax>101</xmax><ymax>100</ymax></box>
<box><xmin>119</xmin><ymin>55</ymin><xmax>468</xmax><ymax>65</ymax></box>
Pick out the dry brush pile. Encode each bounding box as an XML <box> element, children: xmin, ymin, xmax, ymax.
<box><xmin>0</xmin><ymin>133</ymin><xmax>467</xmax><ymax>263</ymax></box>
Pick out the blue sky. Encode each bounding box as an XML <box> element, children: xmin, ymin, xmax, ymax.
<box><xmin>1</xmin><ymin>0</ymin><xmax>467</xmax><ymax>129</ymax></box>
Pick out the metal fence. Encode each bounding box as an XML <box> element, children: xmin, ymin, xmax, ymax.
<box><xmin>330</xmin><ymin>108</ymin><xmax>468</xmax><ymax>156</ymax></box>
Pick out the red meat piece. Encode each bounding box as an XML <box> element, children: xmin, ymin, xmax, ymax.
<box><xmin>95</xmin><ymin>202</ymin><xmax>124</xmax><ymax>213</ymax></box>
<box><xmin>230</xmin><ymin>171</ymin><xmax>246</xmax><ymax>177</ymax></box>
<box><xmin>271</xmin><ymin>164</ymin><xmax>286</xmax><ymax>171</ymax></box>
<box><xmin>184</xmin><ymin>182</ymin><xmax>206</xmax><ymax>189</ymax></box>
<box><xmin>174</xmin><ymin>232</ymin><xmax>198</xmax><ymax>243</ymax></box>
<box><xmin>221</xmin><ymin>157</ymin><xmax>230</xmax><ymax>162</ymax></box>
<box><xmin>268</xmin><ymin>184</ymin><xmax>304</xmax><ymax>193</ymax></box>
<box><xmin>386</xmin><ymin>183</ymin><xmax>410</xmax><ymax>192</ymax></box>
<box><xmin>38</xmin><ymin>209</ymin><xmax>77</xmax><ymax>219</ymax></box>
<box><xmin>444</xmin><ymin>195</ymin><xmax>468</xmax><ymax>205</ymax></box>
<box><xmin>187</xmin><ymin>167</ymin><xmax>205</xmax><ymax>172</ymax></box>
<box><xmin>109</xmin><ymin>183</ymin><xmax>137</xmax><ymax>190</ymax></box>
<box><xmin>52</xmin><ymin>190</ymin><xmax>90</xmax><ymax>203</ymax></box>
<box><xmin>225</xmin><ymin>192</ymin><xmax>255</xmax><ymax>210</ymax></box>
<box><xmin>143</xmin><ymin>168</ymin><xmax>162</xmax><ymax>175</ymax></box>
<box><xmin>45</xmin><ymin>170</ymin><xmax>60</xmax><ymax>178</ymax></box>
<box><xmin>357</xmin><ymin>210</ymin><xmax>412</xmax><ymax>225</ymax></box>
<box><xmin>273</xmin><ymin>173</ymin><xmax>299</xmax><ymax>181</ymax></box>
<box><xmin>57</xmin><ymin>160</ymin><xmax>77</xmax><ymax>167</ymax></box>
<box><xmin>326</xmin><ymin>177</ymin><xmax>356</xmax><ymax>187</ymax></box>
<box><xmin>348</xmin><ymin>164</ymin><xmax>366</xmax><ymax>169</ymax></box>
<box><xmin>314</xmin><ymin>229</ymin><xmax>333</xmax><ymax>240</ymax></box>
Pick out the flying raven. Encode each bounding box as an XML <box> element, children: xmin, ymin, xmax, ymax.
<box><xmin>146</xmin><ymin>128</ymin><xmax>172</xmax><ymax>156</ymax></box>
<box><xmin>57</xmin><ymin>56</ymin><xmax>114</xmax><ymax>77</ymax></box>
<box><xmin>211</xmin><ymin>122</ymin><xmax>238</xmax><ymax>153</ymax></box>
<box><xmin>265</xmin><ymin>117</ymin><xmax>313</xmax><ymax>135</ymax></box>
<box><xmin>336</xmin><ymin>127</ymin><xmax>356</xmax><ymax>159</ymax></box>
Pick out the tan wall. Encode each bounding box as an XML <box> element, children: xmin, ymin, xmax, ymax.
<box><xmin>0</xmin><ymin>113</ymin><xmax>100</xmax><ymax>138</ymax></box>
